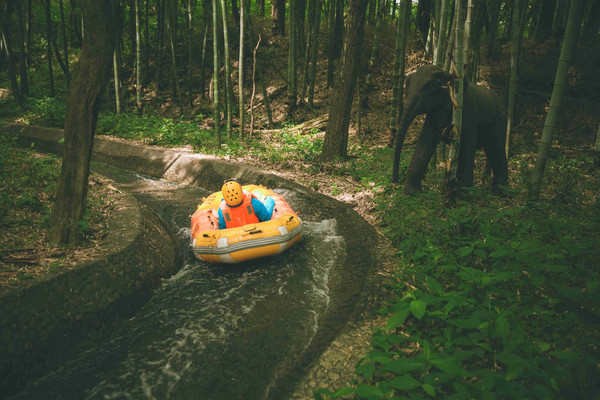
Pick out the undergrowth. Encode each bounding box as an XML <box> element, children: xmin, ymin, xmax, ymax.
<box><xmin>316</xmin><ymin>157</ymin><xmax>600</xmax><ymax>399</ymax></box>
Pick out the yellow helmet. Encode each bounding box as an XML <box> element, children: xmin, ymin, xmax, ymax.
<box><xmin>222</xmin><ymin>180</ymin><xmax>243</xmax><ymax>206</ymax></box>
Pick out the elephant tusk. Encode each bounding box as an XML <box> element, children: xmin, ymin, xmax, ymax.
<box><xmin>448</xmin><ymin>85</ymin><xmax>459</xmax><ymax>109</ymax></box>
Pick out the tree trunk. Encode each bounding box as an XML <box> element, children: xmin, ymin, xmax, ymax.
<box><xmin>535</xmin><ymin>0</ymin><xmax>557</xmax><ymax>41</ymax></box>
<box><xmin>220</xmin><ymin>0</ymin><xmax>233</xmax><ymax>139</ymax></box>
<box><xmin>326</xmin><ymin>0</ymin><xmax>336</xmax><ymax>87</ymax></box>
<box><xmin>16</xmin><ymin>1</ymin><xmax>29</xmax><ymax>98</ymax></box>
<box><xmin>231</xmin><ymin>0</ymin><xmax>240</xmax><ymax>26</ymax></box>
<box><xmin>50</xmin><ymin>0</ymin><xmax>115</xmax><ymax>244</ymax></box>
<box><xmin>135</xmin><ymin>0</ymin><xmax>143</xmax><ymax>114</ymax></box>
<box><xmin>389</xmin><ymin>0</ymin><xmax>410</xmax><ymax>143</ymax></box>
<box><xmin>463</xmin><ymin>0</ymin><xmax>473</xmax><ymax>78</ymax></box>
<box><xmin>443</xmin><ymin>5</ymin><xmax>455</xmax><ymax>72</ymax></box>
<box><xmin>167</xmin><ymin>0</ymin><xmax>183</xmax><ymax>113</ymax></box>
<box><xmin>308</xmin><ymin>0</ymin><xmax>321</xmax><ymax>107</ymax></box>
<box><xmin>188</xmin><ymin>0</ymin><xmax>194</xmax><ymax>107</ymax></box>
<box><xmin>444</xmin><ymin>0</ymin><xmax>465</xmax><ymax>196</ymax></box>
<box><xmin>366</xmin><ymin>0</ymin><xmax>384</xmax><ymax>85</ymax></box>
<box><xmin>0</xmin><ymin>12</ymin><xmax>23</xmax><ymax>108</ymax></box>
<box><xmin>156</xmin><ymin>0</ymin><xmax>165</xmax><ymax>91</ymax></box>
<box><xmin>145</xmin><ymin>0</ymin><xmax>149</xmax><ymax>82</ymax></box>
<box><xmin>416</xmin><ymin>0</ymin><xmax>433</xmax><ymax>46</ymax></box>
<box><xmin>44</xmin><ymin>0</ymin><xmax>55</xmax><ymax>97</ymax></box>
<box><xmin>239</xmin><ymin>0</ymin><xmax>245</xmax><ymax>138</ymax></box>
<box><xmin>287</xmin><ymin>0</ymin><xmax>297</xmax><ymax>114</ymax></box>
<box><xmin>433</xmin><ymin>0</ymin><xmax>449</xmax><ymax>66</ymax></box>
<box><xmin>59</xmin><ymin>0</ymin><xmax>70</xmax><ymax>85</ymax></box>
<box><xmin>485</xmin><ymin>0</ymin><xmax>501</xmax><ymax>59</ymax></box>
<box><xmin>272</xmin><ymin>0</ymin><xmax>285</xmax><ymax>35</ymax></box>
<box><xmin>200</xmin><ymin>23</ymin><xmax>208</xmax><ymax>98</ymax></box>
<box><xmin>321</xmin><ymin>0</ymin><xmax>368</xmax><ymax>160</ymax></box>
<box><xmin>505</xmin><ymin>0</ymin><xmax>524</xmax><ymax>158</ymax></box>
<box><xmin>212</xmin><ymin>0</ymin><xmax>221</xmax><ymax>146</ymax></box>
<box><xmin>529</xmin><ymin>0</ymin><xmax>582</xmax><ymax>200</ymax></box>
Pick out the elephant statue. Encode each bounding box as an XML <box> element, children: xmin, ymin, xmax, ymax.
<box><xmin>392</xmin><ymin>64</ymin><xmax>508</xmax><ymax>194</ymax></box>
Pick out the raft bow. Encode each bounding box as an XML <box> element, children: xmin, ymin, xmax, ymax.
<box><xmin>190</xmin><ymin>185</ymin><xmax>303</xmax><ymax>263</ymax></box>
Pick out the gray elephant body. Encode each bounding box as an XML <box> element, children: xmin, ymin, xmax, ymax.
<box><xmin>392</xmin><ymin>64</ymin><xmax>508</xmax><ymax>194</ymax></box>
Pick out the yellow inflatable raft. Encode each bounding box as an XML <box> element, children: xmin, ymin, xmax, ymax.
<box><xmin>190</xmin><ymin>185</ymin><xmax>303</xmax><ymax>263</ymax></box>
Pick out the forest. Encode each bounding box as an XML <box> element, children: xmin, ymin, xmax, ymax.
<box><xmin>1</xmin><ymin>0</ymin><xmax>600</xmax><ymax>398</ymax></box>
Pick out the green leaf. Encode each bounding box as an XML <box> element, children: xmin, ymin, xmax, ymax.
<box><xmin>495</xmin><ymin>316</ymin><xmax>510</xmax><ymax>338</ymax></box>
<box><xmin>430</xmin><ymin>358</ymin><xmax>473</xmax><ymax>377</ymax></box>
<box><xmin>551</xmin><ymin>351</ymin><xmax>580</xmax><ymax>361</ymax></box>
<box><xmin>388</xmin><ymin>375</ymin><xmax>421</xmax><ymax>390</ymax></box>
<box><xmin>489</xmin><ymin>249</ymin><xmax>510</xmax><ymax>258</ymax></box>
<box><xmin>386</xmin><ymin>308</ymin><xmax>411</xmax><ymax>330</ymax></box>
<box><xmin>355</xmin><ymin>384</ymin><xmax>384</xmax><ymax>399</ymax></box>
<box><xmin>332</xmin><ymin>387</ymin><xmax>356</xmax><ymax>397</ymax></box>
<box><xmin>426</xmin><ymin>276</ymin><xmax>443</xmax><ymax>296</ymax></box>
<box><xmin>423</xmin><ymin>383</ymin><xmax>436</xmax><ymax>397</ymax></box>
<box><xmin>383</xmin><ymin>358</ymin><xmax>426</xmax><ymax>374</ymax></box>
<box><xmin>449</xmin><ymin>318</ymin><xmax>481</xmax><ymax>329</ymax></box>
<box><xmin>410</xmin><ymin>300</ymin><xmax>427</xmax><ymax>320</ymax></box>
<box><xmin>505</xmin><ymin>364</ymin><xmax>524</xmax><ymax>381</ymax></box>
<box><xmin>536</xmin><ymin>341</ymin><xmax>551</xmax><ymax>352</ymax></box>
<box><xmin>458</xmin><ymin>246</ymin><xmax>474</xmax><ymax>257</ymax></box>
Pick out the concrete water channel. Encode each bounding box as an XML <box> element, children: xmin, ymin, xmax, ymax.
<box><xmin>7</xmin><ymin>126</ymin><xmax>388</xmax><ymax>400</ymax></box>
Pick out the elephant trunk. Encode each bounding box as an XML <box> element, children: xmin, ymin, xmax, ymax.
<box><xmin>391</xmin><ymin>100</ymin><xmax>420</xmax><ymax>183</ymax></box>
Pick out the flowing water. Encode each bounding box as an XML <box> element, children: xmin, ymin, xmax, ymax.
<box><xmin>12</xmin><ymin>171</ymin><xmax>350</xmax><ymax>400</ymax></box>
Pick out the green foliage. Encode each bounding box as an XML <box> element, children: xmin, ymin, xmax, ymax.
<box><xmin>21</xmin><ymin>97</ymin><xmax>67</xmax><ymax>128</ymax></box>
<box><xmin>320</xmin><ymin>188</ymin><xmax>600</xmax><ymax>399</ymax></box>
<box><xmin>96</xmin><ymin>112</ymin><xmax>216</xmax><ymax>148</ymax></box>
<box><xmin>0</xmin><ymin>129</ymin><xmax>60</xmax><ymax>228</ymax></box>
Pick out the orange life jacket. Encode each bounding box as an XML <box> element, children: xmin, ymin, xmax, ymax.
<box><xmin>219</xmin><ymin>192</ymin><xmax>260</xmax><ymax>229</ymax></box>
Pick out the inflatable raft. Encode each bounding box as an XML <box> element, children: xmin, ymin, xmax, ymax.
<box><xmin>190</xmin><ymin>185</ymin><xmax>303</xmax><ymax>263</ymax></box>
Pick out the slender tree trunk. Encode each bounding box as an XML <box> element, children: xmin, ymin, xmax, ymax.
<box><xmin>535</xmin><ymin>0</ymin><xmax>557</xmax><ymax>41</ymax></box>
<box><xmin>212</xmin><ymin>0</ymin><xmax>221</xmax><ymax>146</ymax></box>
<box><xmin>444</xmin><ymin>0</ymin><xmax>464</xmax><ymax>196</ymax></box>
<box><xmin>326</xmin><ymin>0</ymin><xmax>336</xmax><ymax>87</ymax></box>
<box><xmin>250</xmin><ymin>35</ymin><xmax>261</xmax><ymax>137</ymax></box>
<box><xmin>308</xmin><ymin>0</ymin><xmax>321</xmax><ymax>107</ymax></box>
<box><xmin>389</xmin><ymin>0</ymin><xmax>410</xmax><ymax>142</ymax></box>
<box><xmin>112</xmin><ymin>0</ymin><xmax>122</xmax><ymax>114</ymax></box>
<box><xmin>50</xmin><ymin>0</ymin><xmax>115</xmax><ymax>244</ymax></box>
<box><xmin>0</xmin><ymin>13</ymin><xmax>24</xmax><ymax>108</ymax></box>
<box><xmin>16</xmin><ymin>1</ymin><xmax>29</xmax><ymax>97</ymax></box>
<box><xmin>443</xmin><ymin>6</ymin><xmax>455</xmax><ymax>72</ymax></box>
<box><xmin>144</xmin><ymin>0</ymin><xmax>149</xmax><ymax>82</ymax></box>
<box><xmin>485</xmin><ymin>0</ymin><xmax>501</xmax><ymax>59</ymax></box>
<box><xmin>321</xmin><ymin>0</ymin><xmax>369</xmax><ymax>160</ymax></box>
<box><xmin>220</xmin><ymin>0</ymin><xmax>233</xmax><ymax>138</ymax></box>
<box><xmin>505</xmin><ymin>0</ymin><xmax>524</xmax><ymax>158</ymax></box>
<box><xmin>272</xmin><ymin>0</ymin><xmax>285</xmax><ymax>35</ymax></box>
<box><xmin>529</xmin><ymin>0</ymin><xmax>582</xmax><ymax>200</ymax></box>
<box><xmin>59</xmin><ymin>0</ymin><xmax>70</xmax><ymax>85</ymax></box>
<box><xmin>239</xmin><ymin>0</ymin><xmax>245</xmax><ymax>138</ymax></box>
<box><xmin>463</xmin><ymin>0</ymin><xmax>473</xmax><ymax>79</ymax></box>
<box><xmin>156</xmin><ymin>0</ymin><xmax>165</xmax><ymax>91</ymax></box>
<box><xmin>366</xmin><ymin>0</ymin><xmax>384</xmax><ymax>85</ymax></box>
<box><xmin>200</xmin><ymin>23</ymin><xmax>208</xmax><ymax>98</ymax></box>
<box><xmin>433</xmin><ymin>0</ymin><xmax>449</xmax><ymax>66</ymax></box>
<box><xmin>44</xmin><ymin>0</ymin><xmax>55</xmax><ymax>97</ymax></box>
<box><xmin>167</xmin><ymin>0</ymin><xmax>183</xmax><ymax>113</ymax></box>
<box><xmin>187</xmin><ymin>0</ymin><xmax>193</xmax><ymax>107</ymax></box>
<box><xmin>135</xmin><ymin>0</ymin><xmax>143</xmax><ymax>114</ymax></box>
<box><xmin>287</xmin><ymin>0</ymin><xmax>297</xmax><ymax>114</ymax></box>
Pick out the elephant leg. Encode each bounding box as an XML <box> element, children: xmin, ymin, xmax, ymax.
<box><xmin>404</xmin><ymin>114</ymin><xmax>444</xmax><ymax>194</ymax></box>
<box><xmin>483</xmin><ymin>120</ymin><xmax>509</xmax><ymax>188</ymax></box>
<box><xmin>456</xmin><ymin>124</ymin><xmax>478</xmax><ymax>189</ymax></box>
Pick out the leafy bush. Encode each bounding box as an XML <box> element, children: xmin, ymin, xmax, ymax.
<box><xmin>21</xmin><ymin>97</ymin><xmax>67</xmax><ymax>128</ymax></box>
<box><xmin>317</xmin><ymin>191</ymin><xmax>600</xmax><ymax>399</ymax></box>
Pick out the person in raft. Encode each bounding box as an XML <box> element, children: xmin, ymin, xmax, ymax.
<box><xmin>218</xmin><ymin>179</ymin><xmax>274</xmax><ymax>229</ymax></box>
